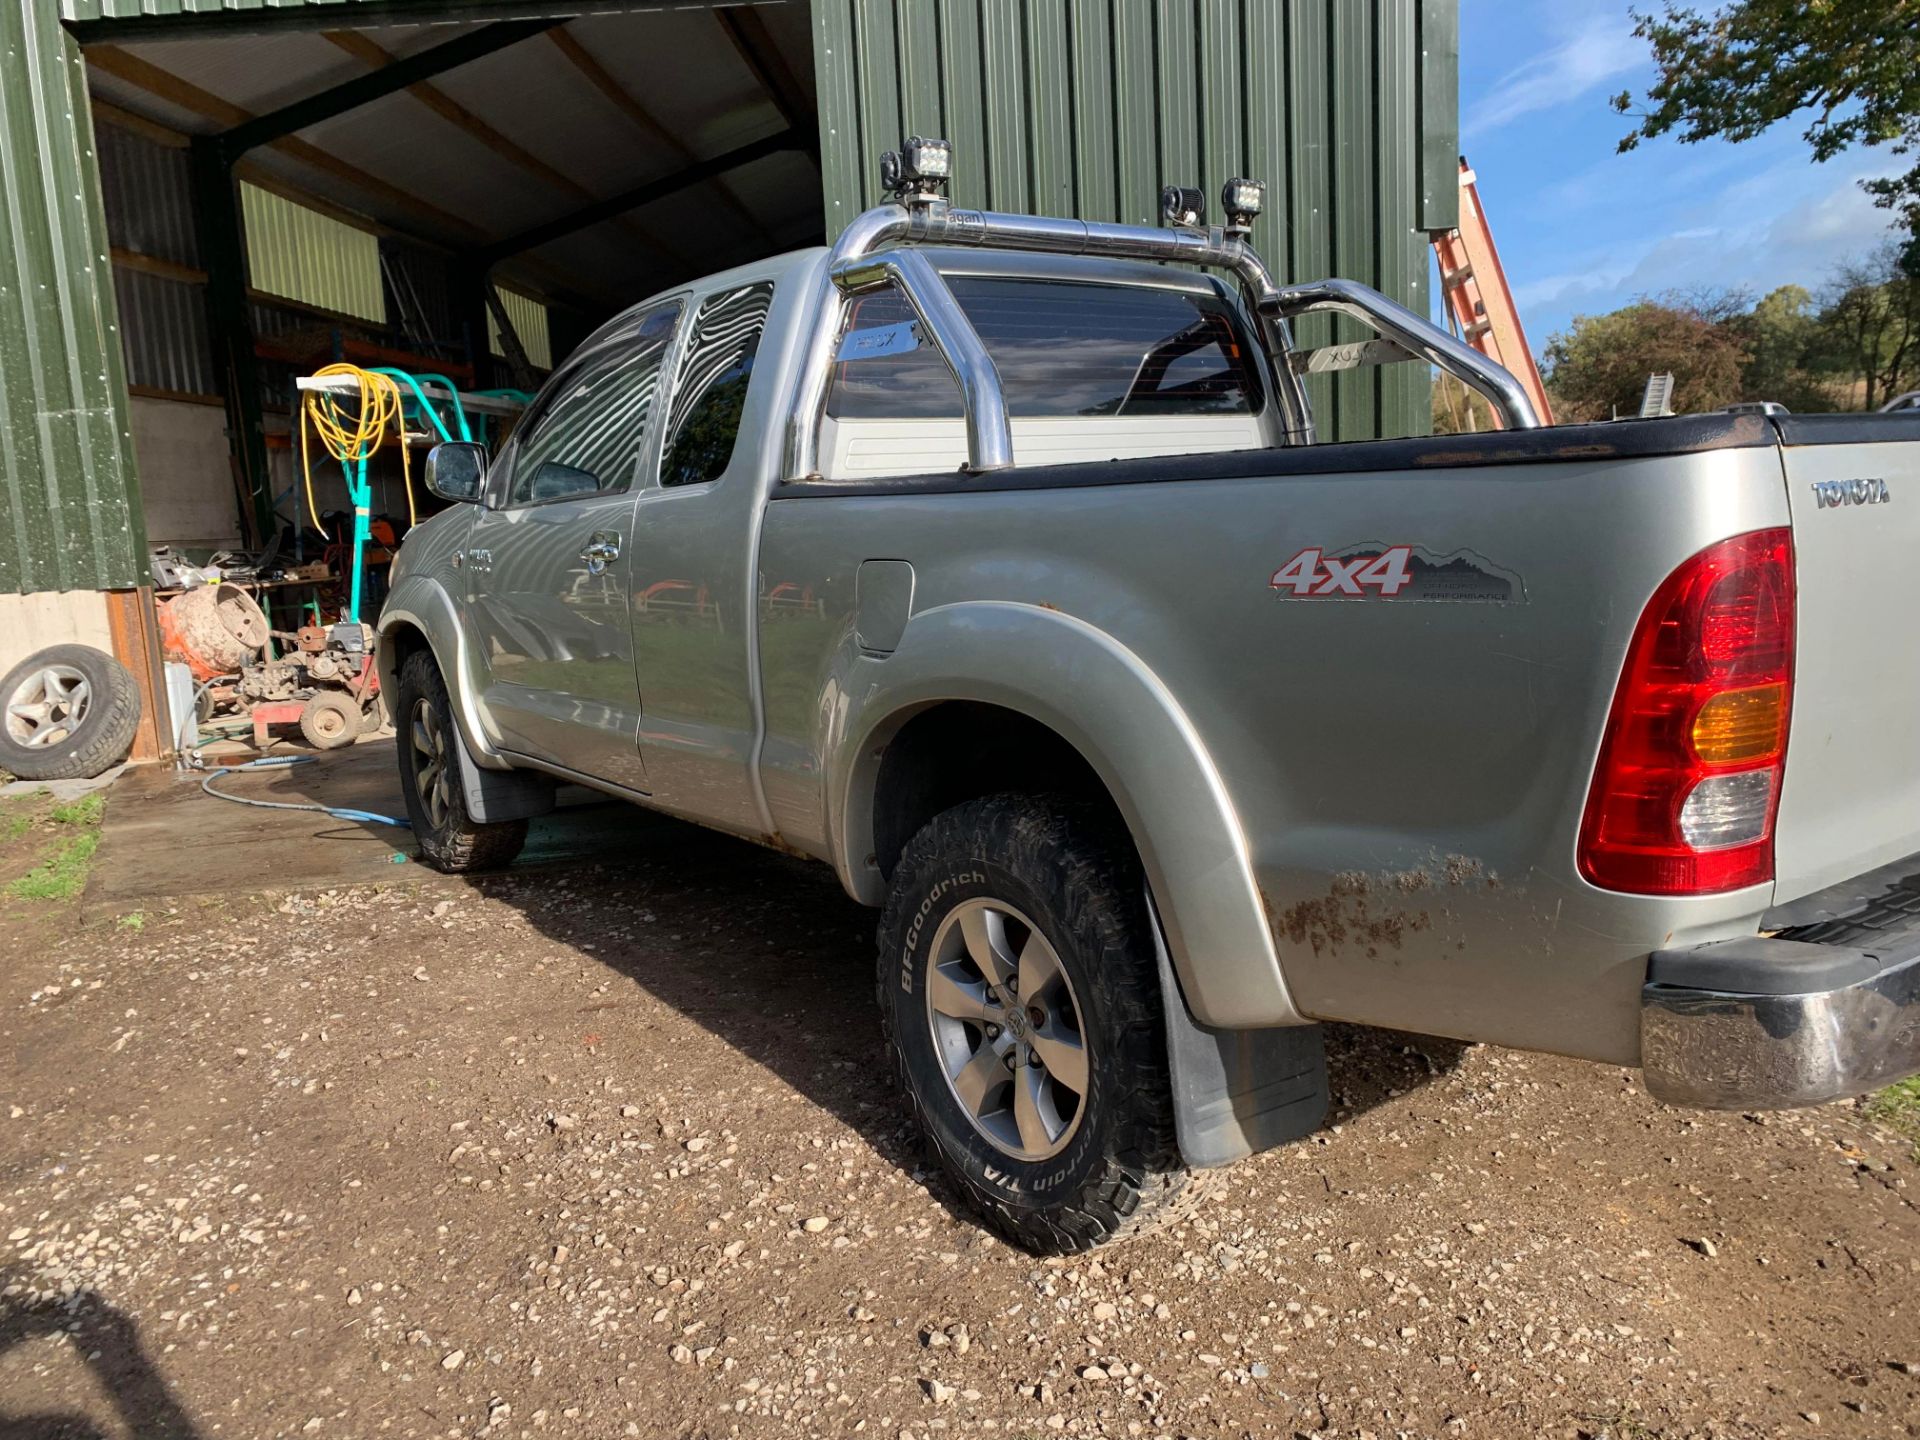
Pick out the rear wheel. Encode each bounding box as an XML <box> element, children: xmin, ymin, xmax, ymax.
<box><xmin>394</xmin><ymin>650</ymin><xmax>526</xmax><ymax>872</ymax></box>
<box><xmin>877</xmin><ymin>793</ymin><xmax>1201</xmax><ymax>1253</ymax></box>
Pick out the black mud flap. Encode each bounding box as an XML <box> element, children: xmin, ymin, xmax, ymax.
<box><xmin>454</xmin><ymin>730</ymin><xmax>556</xmax><ymax>824</ymax></box>
<box><xmin>1149</xmin><ymin>895</ymin><xmax>1329</xmax><ymax>1168</ymax></box>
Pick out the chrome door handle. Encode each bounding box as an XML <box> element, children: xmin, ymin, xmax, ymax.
<box><xmin>580</xmin><ymin>532</ymin><xmax>621</xmax><ymax>572</ymax></box>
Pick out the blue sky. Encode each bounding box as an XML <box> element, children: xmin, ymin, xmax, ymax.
<box><xmin>1459</xmin><ymin>0</ymin><xmax>1903</xmax><ymax>353</ymax></box>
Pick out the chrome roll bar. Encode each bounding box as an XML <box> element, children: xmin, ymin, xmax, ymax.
<box><xmin>1264</xmin><ymin>279</ymin><xmax>1541</xmax><ymax>432</ymax></box>
<box><xmin>785</xmin><ymin>199</ymin><xmax>1540</xmax><ymax>480</ymax></box>
<box><xmin>831</xmin><ymin>249</ymin><xmax>1015</xmax><ymax>472</ymax></box>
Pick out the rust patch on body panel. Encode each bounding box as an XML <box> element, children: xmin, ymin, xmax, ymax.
<box><xmin>1409</xmin><ymin>414</ymin><xmax>1767</xmax><ymax>468</ymax></box>
<box><xmin>1413</xmin><ymin>442</ymin><xmax>1617</xmax><ymax>467</ymax></box>
<box><xmin>1268</xmin><ymin>855</ymin><xmax>1497</xmax><ymax>960</ymax></box>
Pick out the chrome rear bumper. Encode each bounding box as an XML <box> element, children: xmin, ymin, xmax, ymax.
<box><xmin>1642</xmin><ymin>933</ymin><xmax>1920</xmax><ymax>1109</ymax></box>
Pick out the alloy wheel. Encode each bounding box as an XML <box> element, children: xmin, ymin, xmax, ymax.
<box><xmin>409</xmin><ymin>698</ymin><xmax>454</xmax><ymax>830</ymax></box>
<box><xmin>4</xmin><ymin>664</ymin><xmax>91</xmax><ymax>749</ymax></box>
<box><xmin>925</xmin><ymin>898</ymin><xmax>1090</xmax><ymax>1161</ymax></box>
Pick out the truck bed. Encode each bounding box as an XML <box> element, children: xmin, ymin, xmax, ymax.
<box><xmin>758</xmin><ymin>410</ymin><xmax>1920</xmax><ymax>1065</ymax></box>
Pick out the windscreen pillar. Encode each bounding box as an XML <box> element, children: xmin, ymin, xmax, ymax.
<box><xmin>189</xmin><ymin>136</ymin><xmax>273</xmax><ymax>548</ymax></box>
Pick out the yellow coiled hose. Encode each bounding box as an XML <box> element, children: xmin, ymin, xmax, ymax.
<box><xmin>298</xmin><ymin>362</ymin><xmax>418</xmax><ymax>532</ymax></box>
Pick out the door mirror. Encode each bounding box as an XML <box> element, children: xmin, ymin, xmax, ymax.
<box><xmin>424</xmin><ymin>442</ymin><xmax>488</xmax><ymax>503</ymax></box>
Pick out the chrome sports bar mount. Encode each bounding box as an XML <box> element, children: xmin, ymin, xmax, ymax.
<box><xmin>786</xmin><ymin>138</ymin><xmax>1540</xmax><ymax>479</ymax></box>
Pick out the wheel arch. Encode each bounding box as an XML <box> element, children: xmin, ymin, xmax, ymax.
<box><xmin>376</xmin><ymin>578</ymin><xmax>504</xmax><ymax>769</ymax></box>
<box><xmin>831</xmin><ymin>601</ymin><xmax>1302</xmax><ymax>1029</ymax></box>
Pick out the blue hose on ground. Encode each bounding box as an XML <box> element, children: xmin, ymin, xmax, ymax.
<box><xmin>199</xmin><ymin>754</ymin><xmax>411</xmax><ymax>829</ymax></box>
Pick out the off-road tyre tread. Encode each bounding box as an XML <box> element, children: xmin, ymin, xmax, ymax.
<box><xmin>0</xmin><ymin>644</ymin><xmax>141</xmax><ymax>782</ymax></box>
<box><xmin>877</xmin><ymin>792</ymin><xmax>1204</xmax><ymax>1254</ymax></box>
<box><xmin>395</xmin><ymin>650</ymin><xmax>526</xmax><ymax>873</ymax></box>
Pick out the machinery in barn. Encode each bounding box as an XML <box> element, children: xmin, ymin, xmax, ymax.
<box><xmin>158</xmin><ymin>582</ymin><xmax>380</xmax><ymax>751</ymax></box>
<box><xmin>154</xmin><ymin>365</ymin><xmax>525</xmax><ymax>755</ymax></box>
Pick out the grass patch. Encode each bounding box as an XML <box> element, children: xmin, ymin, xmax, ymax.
<box><xmin>0</xmin><ymin>809</ymin><xmax>28</xmax><ymax>843</ymax></box>
<box><xmin>5</xmin><ymin>789</ymin><xmax>107</xmax><ymax>903</ymax></box>
<box><xmin>1866</xmin><ymin>1076</ymin><xmax>1920</xmax><ymax>1160</ymax></box>
<box><xmin>8</xmin><ymin>830</ymin><xmax>101</xmax><ymax>902</ymax></box>
<box><xmin>116</xmin><ymin>911</ymin><xmax>145</xmax><ymax>931</ymax></box>
<box><xmin>49</xmin><ymin>792</ymin><xmax>104</xmax><ymax>827</ymax></box>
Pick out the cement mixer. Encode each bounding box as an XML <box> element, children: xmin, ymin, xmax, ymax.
<box><xmin>157</xmin><ymin>583</ymin><xmax>271</xmax><ymax>681</ymax></box>
<box><xmin>157</xmin><ymin>585</ymin><xmax>381</xmax><ymax>750</ymax></box>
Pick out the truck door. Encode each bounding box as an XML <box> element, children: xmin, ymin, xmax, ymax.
<box><xmin>623</xmin><ymin>279</ymin><xmax>777</xmax><ymax>835</ymax></box>
<box><xmin>461</xmin><ymin>301</ymin><xmax>681</xmax><ymax>790</ymax></box>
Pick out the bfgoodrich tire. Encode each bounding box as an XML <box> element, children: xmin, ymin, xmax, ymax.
<box><xmin>394</xmin><ymin>650</ymin><xmax>526</xmax><ymax>873</ymax></box>
<box><xmin>0</xmin><ymin>644</ymin><xmax>141</xmax><ymax>782</ymax></box>
<box><xmin>877</xmin><ymin>793</ymin><xmax>1202</xmax><ymax>1253</ymax></box>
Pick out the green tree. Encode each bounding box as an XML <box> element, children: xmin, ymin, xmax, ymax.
<box><xmin>1615</xmin><ymin>2</ymin><xmax>1920</xmax><ymax>269</ymax></box>
<box><xmin>1430</xmin><ymin>374</ymin><xmax>1497</xmax><ymax>434</ymax></box>
<box><xmin>1728</xmin><ymin>285</ymin><xmax>1838</xmax><ymax>410</ymax></box>
<box><xmin>1543</xmin><ymin>295</ymin><xmax>1749</xmax><ymax>421</ymax></box>
<box><xmin>1813</xmin><ymin>246</ymin><xmax>1920</xmax><ymax>409</ymax></box>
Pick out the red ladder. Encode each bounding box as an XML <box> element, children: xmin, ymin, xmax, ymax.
<box><xmin>1431</xmin><ymin>156</ymin><xmax>1554</xmax><ymax>427</ymax></box>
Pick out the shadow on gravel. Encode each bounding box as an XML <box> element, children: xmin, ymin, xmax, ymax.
<box><xmin>1319</xmin><ymin>1024</ymin><xmax>1472</xmax><ymax>1124</ymax></box>
<box><xmin>0</xmin><ymin>1283</ymin><xmax>200</xmax><ymax>1439</ymax></box>
<box><xmin>474</xmin><ymin>807</ymin><xmax>1470</xmax><ymax>1226</ymax></box>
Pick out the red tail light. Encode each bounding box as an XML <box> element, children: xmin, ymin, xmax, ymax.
<box><xmin>1578</xmin><ymin>529</ymin><xmax>1795</xmax><ymax>894</ymax></box>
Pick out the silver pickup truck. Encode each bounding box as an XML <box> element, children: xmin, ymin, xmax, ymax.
<box><xmin>380</xmin><ymin>140</ymin><xmax>1920</xmax><ymax>1253</ymax></box>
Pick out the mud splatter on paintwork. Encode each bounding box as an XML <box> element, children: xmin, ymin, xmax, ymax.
<box><xmin>1270</xmin><ymin>856</ymin><xmax>1497</xmax><ymax>959</ymax></box>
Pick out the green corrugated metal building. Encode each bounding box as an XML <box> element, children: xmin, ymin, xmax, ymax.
<box><xmin>3</xmin><ymin>0</ymin><xmax>1458</xmax><ymax>604</ymax></box>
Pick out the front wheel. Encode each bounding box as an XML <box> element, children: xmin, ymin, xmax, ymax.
<box><xmin>394</xmin><ymin>650</ymin><xmax>526</xmax><ymax>872</ymax></box>
<box><xmin>877</xmin><ymin>793</ymin><xmax>1202</xmax><ymax>1253</ymax></box>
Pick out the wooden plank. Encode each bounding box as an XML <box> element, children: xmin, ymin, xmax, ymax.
<box><xmin>104</xmin><ymin>587</ymin><xmax>168</xmax><ymax>763</ymax></box>
<box><xmin>111</xmin><ymin>247</ymin><xmax>206</xmax><ymax>284</ymax></box>
<box><xmin>90</xmin><ymin>95</ymin><xmax>188</xmax><ymax>147</ymax></box>
<box><xmin>127</xmin><ymin>384</ymin><xmax>225</xmax><ymax>407</ymax></box>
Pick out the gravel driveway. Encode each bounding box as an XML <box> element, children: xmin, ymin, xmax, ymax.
<box><xmin>3</xmin><ymin>804</ymin><xmax>1917</xmax><ymax>1439</ymax></box>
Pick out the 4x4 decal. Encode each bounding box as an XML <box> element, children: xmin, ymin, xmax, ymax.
<box><xmin>1270</xmin><ymin>543</ymin><xmax>1527</xmax><ymax>603</ymax></box>
<box><xmin>1271</xmin><ymin>546</ymin><xmax>1415</xmax><ymax>596</ymax></box>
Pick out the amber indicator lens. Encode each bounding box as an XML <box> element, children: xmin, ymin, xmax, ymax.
<box><xmin>1690</xmin><ymin>683</ymin><xmax>1787</xmax><ymax>765</ymax></box>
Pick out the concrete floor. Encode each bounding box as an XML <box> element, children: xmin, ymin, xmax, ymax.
<box><xmin>81</xmin><ymin>737</ymin><xmax>674</xmax><ymax>918</ymax></box>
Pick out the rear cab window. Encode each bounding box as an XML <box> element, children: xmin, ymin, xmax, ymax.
<box><xmin>659</xmin><ymin>281</ymin><xmax>775</xmax><ymax>488</ymax></box>
<box><xmin>831</xmin><ymin>277</ymin><xmax>1262</xmax><ymax>419</ymax></box>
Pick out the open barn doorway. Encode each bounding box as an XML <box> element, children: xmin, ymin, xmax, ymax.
<box><xmin>81</xmin><ymin>3</ymin><xmax>821</xmax><ymax>606</ymax></box>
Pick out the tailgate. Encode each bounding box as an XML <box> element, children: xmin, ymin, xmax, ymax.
<box><xmin>1772</xmin><ymin>413</ymin><xmax>1920</xmax><ymax>902</ymax></box>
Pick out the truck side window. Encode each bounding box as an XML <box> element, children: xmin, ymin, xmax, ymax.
<box><xmin>659</xmin><ymin>281</ymin><xmax>774</xmax><ymax>489</ymax></box>
<box><xmin>826</xmin><ymin>278</ymin><xmax>1263</xmax><ymax>419</ymax></box>
<box><xmin>505</xmin><ymin>301</ymin><xmax>679</xmax><ymax>507</ymax></box>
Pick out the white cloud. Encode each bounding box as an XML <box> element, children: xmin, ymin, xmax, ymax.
<box><xmin>1463</xmin><ymin>13</ymin><xmax>1645</xmax><ymax>137</ymax></box>
<box><xmin>1514</xmin><ymin>156</ymin><xmax>1905</xmax><ymax>341</ymax></box>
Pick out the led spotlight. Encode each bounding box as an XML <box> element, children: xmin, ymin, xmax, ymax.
<box><xmin>1221</xmin><ymin>177</ymin><xmax>1266</xmax><ymax>233</ymax></box>
<box><xmin>880</xmin><ymin>136</ymin><xmax>954</xmax><ymax>205</ymax></box>
<box><xmin>903</xmin><ymin>135</ymin><xmax>951</xmax><ymax>180</ymax></box>
<box><xmin>1160</xmin><ymin>185</ymin><xmax>1205</xmax><ymax>229</ymax></box>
